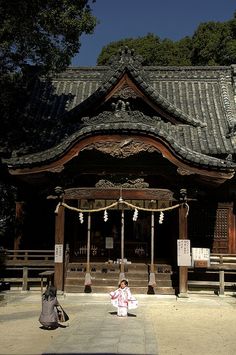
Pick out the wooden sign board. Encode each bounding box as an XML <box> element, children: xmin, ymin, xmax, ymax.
<box><xmin>194</xmin><ymin>260</ymin><xmax>208</xmax><ymax>268</ymax></box>
<box><xmin>192</xmin><ymin>248</ymin><xmax>210</xmax><ymax>267</ymax></box>
<box><xmin>105</xmin><ymin>237</ymin><xmax>114</xmax><ymax>249</ymax></box>
<box><xmin>55</xmin><ymin>244</ymin><xmax>63</xmax><ymax>263</ymax></box>
<box><xmin>177</xmin><ymin>239</ymin><xmax>191</xmax><ymax>266</ymax></box>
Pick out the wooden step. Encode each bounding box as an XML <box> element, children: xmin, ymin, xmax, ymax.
<box><xmin>154</xmin><ymin>287</ymin><xmax>176</xmax><ymax>295</ymax></box>
<box><xmin>155</xmin><ymin>273</ymin><xmax>173</xmax><ymax>280</ymax></box>
<box><xmin>125</xmin><ymin>264</ymin><xmax>148</xmax><ymax>271</ymax></box>
<box><xmin>65</xmin><ymin>277</ymin><xmax>148</xmax><ymax>287</ymax></box>
<box><xmin>64</xmin><ymin>285</ymin><xmax>150</xmax><ymax>294</ymax></box>
<box><xmin>65</xmin><ymin>262</ymin><xmax>175</xmax><ymax>295</ymax></box>
<box><xmin>155</xmin><ymin>280</ymin><xmax>173</xmax><ymax>287</ymax></box>
<box><xmin>64</xmin><ymin>284</ymin><xmax>176</xmax><ymax>295</ymax></box>
<box><xmin>66</xmin><ymin>271</ymin><xmax>120</xmax><ymax>278</ymax></box>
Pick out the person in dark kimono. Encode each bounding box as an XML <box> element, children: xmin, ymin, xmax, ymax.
<box><xmin>39</xmin><ymin>285</ymin><xmax>60</xmax><ymax>329</ymax></box>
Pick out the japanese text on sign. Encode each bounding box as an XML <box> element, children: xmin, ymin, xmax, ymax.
<box><xmin>192</xmin><ymin>248</ymin><xmax>210</xmax><ymax>267</ymax></box>
<box><xmin>105</xmin><ymin>237</ymin><xmax>114</xmax><ymax>249</ymax></box>
<box><xmin>177</xmin><ymin>239</ymin><xmax>191</xmax><ymax>266</ymax></box>
<box><xmin>55</xmin><ymin>244</ymin><xmax>63</xmax><ymax>263</ymax></box>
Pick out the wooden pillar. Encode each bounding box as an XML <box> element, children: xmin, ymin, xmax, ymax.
<box><xmin>54</xmin><ymin>204</ymin><xmax>65</xmax><ymax>291</ymax></box>
<box><xmin>86</xmin><ymin>213</ymin><xmax>91</xmax><ymax>273</ymax></box>
<box><xmin>119</xmin><ymin>209</ymin><xmax>125</xmax><ymax>280</ymax></box>
<box><xmin>178</xmin><ymin>203</ymin><xmax>188</xmax><ymax>297</ymax></box>
<box><xmin>84</xmin><ymin>212</ymin><xmax>92</xmax><ymax>292</ymax></box>
<box><xmin>22</xmin><ymin>266</ymin><xmax>28</xmax><ymax>291</ymax></box>
<box><xmin>219</xmin><ymin>270</ymin><xmax>225</xmax><ymax>296</ymax></box>
<box><xmin>148</xmin><ymin>211</ymin><xmax>156</xmax><ymax>293</ymax></box>
<box><xmin>228</xmin><ymin>203</ymin><xmax>235</xmax><ymax>254</ymax></box>
<box><xmin>14</xmin><ymin>202</ymin><xmax>24</xmax><ymax>250</ymax></box>
<box><xmin>150</xmin><ymin>211</ymin><xmax>155</xmax><ymax>273</ymax></box>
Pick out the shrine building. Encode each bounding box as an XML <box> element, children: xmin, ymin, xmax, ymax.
<box><xmin>3</xmin><ymin>47</ymin><xmax>236</xmax><ymax>295</ymax></box>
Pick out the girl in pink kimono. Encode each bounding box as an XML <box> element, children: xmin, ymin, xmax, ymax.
<box><xmin>110</xmin><ymin>279</ymin><xmax>138</xmax><ymax>317</ymax></box>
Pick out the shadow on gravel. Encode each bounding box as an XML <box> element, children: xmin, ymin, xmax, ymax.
<box><xmin>109</xmin><ymin>311</ymin><xmax>137</xmax><ymax>317</ymax></box>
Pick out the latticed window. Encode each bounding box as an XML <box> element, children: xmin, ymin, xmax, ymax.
<box><xmin>188</xmin><ymin>202</ymin><xmax>229</xmax><ymax>253</ymax></box>
<box><xmin>214</xmin><ymin>208</ymin><xmax>229</xmax><ymax>239</ymax></box>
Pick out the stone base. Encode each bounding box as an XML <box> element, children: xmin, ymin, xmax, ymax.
<box><xmin>178</xmin><ymin>292</ymin><xmax>189</xmax><ymax>298</ymax></box>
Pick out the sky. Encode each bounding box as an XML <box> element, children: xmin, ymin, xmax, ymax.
<box><xmin>71</xmin><ymin>0</ymin><xmax>236</xmax><ymax>67</ymax></box>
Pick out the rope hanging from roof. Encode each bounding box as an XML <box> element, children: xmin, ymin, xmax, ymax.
<box><xmin>55</xmin><ymin>199</ymin><xmax>187</xmax><ymax>215</ymax></box>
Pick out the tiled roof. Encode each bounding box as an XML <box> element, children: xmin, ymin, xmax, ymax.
<box><xmin>5</xmin><ymin>117</ymin><xmax>236</xmax><ymax>172</ymax></box>
<box><xmin>4</xmin><ymin>48</ymin><xmax>236</xmax><ymax>173</ymax></box>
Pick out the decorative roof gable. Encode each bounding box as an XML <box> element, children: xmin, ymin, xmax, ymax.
<box><xmin>65</xmin><ymin>47</ymin><xmax>205</xmax><ymax>128</ymax></box>
<box><xmin>4</xmin><ymin>47</ymin><xmax>236</xmax><ymax>183</ymax></box>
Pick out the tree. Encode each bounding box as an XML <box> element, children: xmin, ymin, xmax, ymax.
<box><xmin>0</xmin><ymin>0</ymin><xmax>97</xmax><ymax>149</ymax></box>
<box><xmin>0</xmin><ymin>0</ymin><xmax>97</xmax><ymax>76</ymax></box>
<box><xmin>97</xmin><ymin>11</ymin><xmax>236</xmax><ymax>67</ymax></box>
<box><xmin>97</xmin><ymin>34</ymin><xmax>192</xmax><ymax>66</ymax></box>
<box><xmin>0</xmin><ymin>1</ymin><xmax>97</xmax><ymax>245</ymax></box>
<box><xmin>153</xmin><ymin>38</ymin><xmax>192</xmax><ymax>66</ymax></box>
<box><xmin>191</xmin><ymin>21</ymin><xmax>232</xmax><ymax>65</ymax></box>
<box><xmin>97</xmin><ymin>34</ymin><xmax>161</xmax><ymax>66</ymax></box>
<box><xmin>175</xmin><ymin>37</ymin><xmax>193</xmax><ymax>66</ymax></box>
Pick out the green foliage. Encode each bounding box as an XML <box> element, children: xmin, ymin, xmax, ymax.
<box><xmin>175</xmin><ymin>37</ymin><xmax>193</xmax><ymax>66</ymax></box>
<box><xmin>97</xmin><ymin>11</ymin><xmax>236</xmax><ymax>67</ymax></box>
<box><xmin>0</xmin><ymin>1</ymin><xmax>97</xmax><ymax>243</ymax></box>
<box><xmin>97</xmin><ymin>34</ymin><xmax>161</xmax><ymax>65</ymax></box>
<box><xmin>97</xmin><ymin>34</ymin><xmax>192</xmax><ymax>66</ymax></box>
<box><xmin>191</xmin><ymin>22</ymin><xmax>232</xmax><ymax>65</ymax></box>
<box><xmin>0</xmin><ymin>0</ymin><xmax>97</xmax><ymax>152</ymax></box>
<box><xmin>0</xmin><ymin>0</ymin><xmax>97</xmax><ymax>75</ymax></box>
<box><xmin>0</xmin><ymin>181</ymin><xmax>16</xmax><ymax>247</ymax></box>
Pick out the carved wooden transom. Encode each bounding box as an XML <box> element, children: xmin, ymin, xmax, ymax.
<box><xmin>81</xmin><ymin>139</ymin><xmax>159</xmax><ymax>158</ymax></box>
<box><xmin>113</xmin><ymin>84</ymin><xmax>139</xmax><ymax>100</ymax></box>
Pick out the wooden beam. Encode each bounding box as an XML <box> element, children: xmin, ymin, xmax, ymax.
<box><xmin>54</xmin><ymin>204</ymin><xmax>65</xmax><ymax>291</ymax></box>
<box><xmin>64</xmin><ymin>187</ymin><xmax>173</xmax><ymax>201</ymax></box>
<box><xmin>178</xmin><ymin>203</ymin><xmax>188</xmax><ymax>297</ymax></box>
<box><xmin>14</xmin><ymin>202</ymin><xmax>24</xmax><ymax>250</ymax></box>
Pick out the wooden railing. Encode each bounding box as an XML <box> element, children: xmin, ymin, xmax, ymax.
<box><xmin>188</xmin><ymin>254</ymin><xmax>236</xmax><ymax>295</ymax></box>
<box><xmin>0</xmin><ymin>249</ymin><xmax>55</xmax><ymax>291</ymax></box>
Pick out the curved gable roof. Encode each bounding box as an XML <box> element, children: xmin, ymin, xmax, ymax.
<box><xmin>59</xmin><ymin>48</ymin><xmax>205</xmax><ymax>128</ymax></box>
<box><xmin>4</xmin><ymin>47</ymin><xmax>236</xmax><ymax>182</ymax></box>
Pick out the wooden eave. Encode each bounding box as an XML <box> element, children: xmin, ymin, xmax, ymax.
<box><xmin>7</xmin><ymin>134</ymin><xmax>235</xmax><ymax>185</ymax></box>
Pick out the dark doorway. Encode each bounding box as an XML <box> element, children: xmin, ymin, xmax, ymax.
<box><xmin>65</xmin><ymin>206</ymin><xmax>178</xmax><ymax>265</ymax></box>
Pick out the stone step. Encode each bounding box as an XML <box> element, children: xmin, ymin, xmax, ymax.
<box><xmin>64</xmin><ymin>284</ymin><xmax>176</xmax><ymax>295</ymax></box>
<box><xmin>67</xmin><ymin>262</ymin><xmax>148</xmax><ymax>272</ymax></box>
<box><xmin>66</xmin><ymin>271</ymin><xmax>120</xmax><ymax>278</ymax></box>
<box><xmin>66</xmin><ymin>271</ymin><xmax>173</xmax><ymax>281</ymax></box>
<box><xmin>65</xmin><ymin>278</ymin><xmax>149</xmax><ymax>287</ymax></box>
<box><xmin>155</xmin><ymin>280</ymin><xmax>173</xmax><ymax>287</ymax></box>
<box><xmin>64</xmin><ymin>285</ymin><xmax>115</xmax><ymax>293</ymax></box>
<box><xmin>65</xmin><ymin>262</ymin><xmax>175</xmax><ymax>294</ymax></box>
<box><xmin>67</xmin><ymin>264</ymin><xmax>120</xmax><ymax>273</ymax></box>
<box><xmin>154</xmin><ymin>287</ymin><xmax>176</xmax><ymax>295</ymax></box>
<box><xmin>155</xmin><ymin>273</ymin><xmax>173</xmax><ymax>280</ymax></box>
<box><xmin>65</xmin><ymin>276</ymin><xmax>172</xmax><ymax>287</ymax></box>
<box><xmin>64</xmin><ymin>285</ymin><xmax>150</xmax><ymax>294</ymax></box>
<box><xmin>125</xmin><ymin>264</ymin><xmax>148</xmax><ymax>271</ymax></box>
<box><xmin>66</xmin><ymin>271</ymin><xmax>149</xmax><ymax>279</ymax></box>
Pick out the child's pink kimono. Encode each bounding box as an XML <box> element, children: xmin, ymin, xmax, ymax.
<box><xmin>110</xmin><ymin>286</ymin><xmax>138</xmax><ymax>317</ymax></box>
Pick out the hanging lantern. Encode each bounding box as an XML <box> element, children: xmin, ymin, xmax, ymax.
<box><xmin>159</xmin><ymin>211</ymin><xmax>164</xmax><ymax>224</ymax></box>
<box><xmin>133</xmin><ymin>208</ymin><xmax>139</xmax><ymax>221</ymax></box>
<box><xmin>79</xmin><ymin>212</ymin><xmax>84</xmax><ymax>224</ymax></box>
<box><xmin>104</xmin><ymin>209</ymin><xmax>108</xmax><ymax>222</ymax></box>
